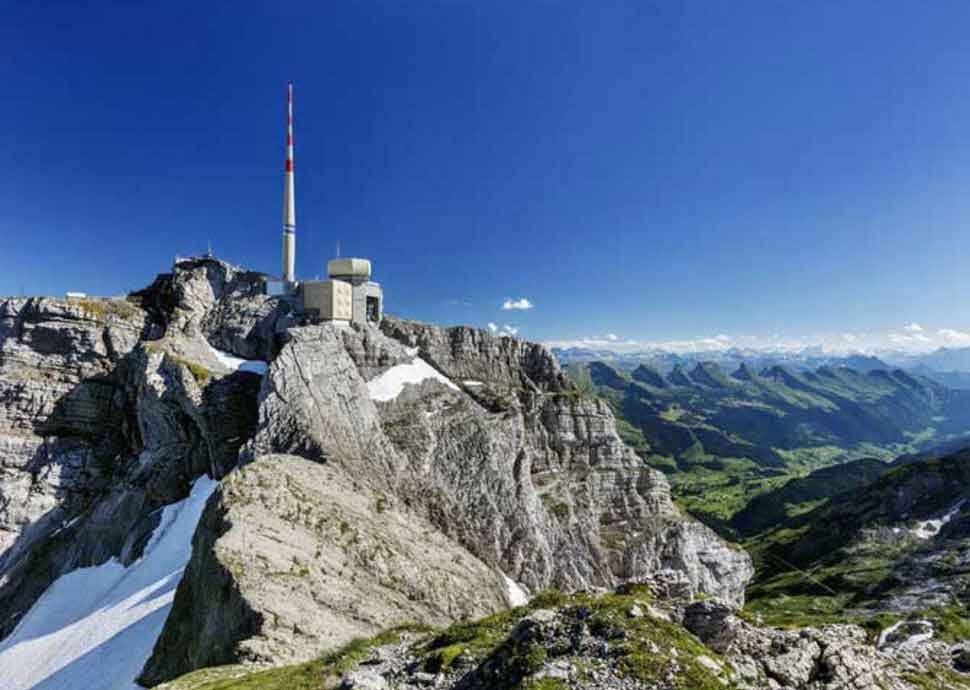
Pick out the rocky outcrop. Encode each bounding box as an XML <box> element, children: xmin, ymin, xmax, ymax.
<box><xmin>162</xmin><ymin>258</ymin><xmax>287</xmax><ymax>360</ymax></box>
<box><xmin>683</xmin><ymin>599</ymin><xmax>959</xmax><ymax>690</ymax></box>
<box><xmin>0</xmin><ymin>260</ymin><xmax>753</xmax><ymax>687</ymax></box>
<box><xmin>244</xmin><ymin>325</ymin><xmax>404</xmax><ymax>470</ymax></box>
<box><xmin>138</xmin><ymin>454</ymin><xmax>511</xmax><ymax>686</ymax></box>
<box><xmin>143</xmin><ymin>316</ymin><xmax>752</xmax><ymax>683</ymax></box>
<box><xmin>156</xmin><ymin>586</ymin><xmax>968</xmax><ymax>690</ymax></box>
<box><xmin>376</xmin><ymin>318</ymin><xmax>752</xmax><ymax>602</ymax></box>
<box><xmin>0</xmin><ymin>343</ymin><xmax>261</xmax><ymax>639</ymax></box>
<box><xmin>0</xmin><ymin>297</ymin><xmax>148</xmax><ymax>586</ymax></box>
<box><xmin>380</xmin><ymin>318</ymin><xmax>566</xmax><ymax>395</ymax></box>
<box><xmin>0</xmin><ymin>279</ymin><xmax>263</xmax><ymax>640</ymax></box>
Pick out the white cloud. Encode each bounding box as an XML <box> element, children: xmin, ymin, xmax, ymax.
<box><xmin>888</xmin><ymin>329</ymin><xmax>931</xmax><ymax>349</ymax></box>
<box><xmin>502</xmin><ymin>298</ymin><xmax>534</xmax><ymax>311</ymax></box>
<box><xmin>545</xmin><ymin>325</ymin><xmax>970</xmax><ymax>357</ymax></box>
<box><xmin>938</xmin><ymin>328</ymin><xmax>970</xmax><ymax>346</ymax></box>
<box><xmin>487</xmin><ymin>322</ymin><xmax>518</xmax><ymax>337</ymax></box>
<box><xmin>545</xmin><ymin>334</ymin><xmax>740</xmax><ymax>354</ymax></box>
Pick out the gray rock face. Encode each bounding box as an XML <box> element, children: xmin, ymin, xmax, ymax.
<box><xmin>376</xmin><ymin>318</ymin><xmax>753</xmax><ymax>602</ymax></box>
<box><xmin>0</xmin><ymin>296</ymin><xmax>147</xmax><ymax>574</ymax></box>
<box><xmin>138</xmin><ymin>454</ymin><xmax>510</xmax><ymax>686</ymax></box>
<box><xmin>380</xmin><ymin>318</ymin><xmax>564</xmax><ymax>394</ymax></box>
<box><xmin>140</xmin><ymin>317</ymin><xmax>753</xmax><ymax>682</ymax></box>
<box><xmin>164</xmin><ymin>258</ymin><xmax>287</xmax><ymax>360</ymax></box>
<box><xmin>0</xmin><ymin>284</ymin><xmax>261</xmax><ymax>640</ymax></box>
<box><xmin>245</xmin><ymin>325</ymin><xmax>403</xmax><ymax>470</ymax></box>
<box><xmin>244</xmin><ymin>319</ymin><xmax>751</xmax><ymax>603</ymax></box>
<box><xmin>683</xmin><ymin>600</ymin><xmax>953</xmax><ymax>690</ymax></box>
<box><xmin>0</xmin><ymin>261</ymin><xmax>753</xmax><ymax>686</ymax></box>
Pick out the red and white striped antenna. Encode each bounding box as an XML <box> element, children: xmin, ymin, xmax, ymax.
<box><xmin>282</xmin><ymin>81</ymin><xmax>296</xmax><ymax>283</ymax></box>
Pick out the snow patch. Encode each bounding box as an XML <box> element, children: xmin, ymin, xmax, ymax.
<box><xmin>206</xmin><ymin>342</ymin><xmax>268</xmax><ymax>376</ymax></box>
<box><xmin>0</xmin><ymin>476</ymin><xmax>219</xmax><ymax>690</ymax></box>
<box><xmin>367</xmin><ymin>358</ymin><xmax>459</xmax><ymax>402</ymax></box>
<box><xmin>503</xmin><ymin>573</ymin><xmax>530</xmax><ymax>607</ymax></box>
<box><xmin>463</xmin><ymin>380</ymin><xmax>484</xmax><ymax>387</ymax></box>
<box><xmin>912</xmin><ymin>500</ymin><xmax>965</xmax><ymax>540</ymax></box>
<box><xmin>878</xmin><ymin>619</ymin><xmax>935</xmax><ymax>649</ymax></box>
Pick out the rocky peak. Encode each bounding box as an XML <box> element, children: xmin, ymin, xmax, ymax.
<box><xmin>380</xmin><ymin>317</ymin><xmax>567</xmax><ymax>394</ymax></box>
<box><xmin>731</xmin><ymin>362</ymin><xmax>758</xmax><ymax>382</ymax></box>
<box><xmin>631</xmin><ymin>363</ymin><xmax>667</xmax><ymax>388</ymax></box>
<box><xmin>133</xmin><ymin>257</ymin><xmax>289</xmax><ymax>360</ymax></box>
<box><xmin>583</xmin><ymin>361</ymin><xmax>628</xmax><ymax>391</ymax></box>
<box><xmin>666</xmin><ymin>364</ymin><xmax>693</xmax><ymax>387</ymax></box>
<box><xmin>689</xmin><ymin>361</ymin><xmax>731</xmax><ymax>388</ymax></box>
<box><xmin>0</xmin><ymin>262</ymin><xmax>754</xmax><ymax>687</ymax></box>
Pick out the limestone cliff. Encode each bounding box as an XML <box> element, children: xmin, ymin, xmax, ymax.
<box><xmin>0</xmin><ymin>291</ymin><xmax>262</xmax><ymax>640</ymax></box>
<box><xmin>142</xmin><ymin>310</ymin><xmax>751</xmax><ymax>682</ymax></box>
<box><xmin>0</xmin><ymin>258</ymin><xmax>752</xmax><ymax>687</ymax></box>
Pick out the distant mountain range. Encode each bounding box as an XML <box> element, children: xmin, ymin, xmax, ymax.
<box><xmin>554</xmin><ymin>344</ymin><xmax>970</xmax><ymax>389</ymax></box>
<box><xmin>568</xmin><ymin>358</ymin><xmax>970</xmax><ymax>533</ymax></box>
<box><xmin>574</xmin><ymin>360</ymin><xmax>970</xmax><ymax>466</ymax></box>
<box><xmin>553</xmin><ymin>345</ymin><xmax>894</xmax><ymax>374</ymax></box>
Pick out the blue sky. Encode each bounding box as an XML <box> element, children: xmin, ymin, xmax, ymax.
<box><xmin>4</xmin><ymin>2</ymin><xmax>970</xmax><ymax>351</ymax></box>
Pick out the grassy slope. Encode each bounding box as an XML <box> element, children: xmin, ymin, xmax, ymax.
<box><xmin>567</xmin><ymin>361</ymin><xmax>970</xmax><ymax>534</ymax></box>
<box><xmin>743</xmin><ymin>451</ymin><xmax>970</xmax><ymax>636</ymax></box>
<box><xmin>157</xmin><ymin>588</ymin><xmax>731</xmax><ymax>690</ymax></box>
<box><xmin>729</xmin><ymin>457</ymin><xmax>889</xmax><ymax>537</ymax></box>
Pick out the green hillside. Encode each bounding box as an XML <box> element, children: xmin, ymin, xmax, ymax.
<box><xmin>567</xmin><ymin>361</ymin><xmax>970</xmax><ymax>531</ymax></box>
<box><xmin>729</xmin><ymin>457</ymin><xmax>889</xmax><ymax>537</ymax></box>
<box><xmin>745</xmin><ymin>449</ymin><xmax>970</xmax><ymax>633</ymax></box>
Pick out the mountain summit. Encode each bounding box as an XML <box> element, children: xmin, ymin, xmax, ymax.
<box><xmin>0</xmin><ymin>258</ymin><xmax>751</xmax><ymax>688</ymax></box>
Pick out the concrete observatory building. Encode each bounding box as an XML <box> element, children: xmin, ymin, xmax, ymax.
<box><xmin>273</xmin><ymin>82</ymin><xmax>383</xmax><ymax>325</ymax></box>
<box><xmin>326</xmin><ymin>258</ymin><xmax>383</xmax><ymax>323</ymax></box>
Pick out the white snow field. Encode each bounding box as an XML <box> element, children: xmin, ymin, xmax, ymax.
<box><xmin>367</xmin><ymin>357</ymin><xmax>459</xmax><ymax>401</ymax></box>
<box><xmin>0</xmin><ymin>476</ymin><xmax>219</xmax><ymax>690</ymax></box>
<box><xmin>502</xmin><ymin>573</ymin><xmax>530</xmax><ymax>607</ymax></box>
<box><xmin>206</xmin><ymin>342</ymin><xmax>268</xmax><ymax>376</ymax></box>
<box><xmin>913</xmin><ymin>500</ymin><xmax>966</xmax><ymax>539</ymax></box>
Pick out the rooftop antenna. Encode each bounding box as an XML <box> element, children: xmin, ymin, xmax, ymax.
<box><xmin>336</xmin><ymin>240</ymin><xmax>341</xmax><ymax>258</ymax></box>
<box><xmin>282</xmin><ymin>81</ymin><xmax>296</xmax><ymax>284</ymax></box>
<box><xmin>206</xmin><ymin>240</ymin><xmax>213</xmax><ymax>258</ymax></box>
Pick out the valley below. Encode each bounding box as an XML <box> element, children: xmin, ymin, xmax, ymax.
<box><xmin>566</xmin><ymin>358</ymin><xmax>970</xmax><ymax>536</ymax></box>
<box><xmin>564</xmin><ymin>356</ymin><xmax>970</xmax><ymax>688</ymax></box>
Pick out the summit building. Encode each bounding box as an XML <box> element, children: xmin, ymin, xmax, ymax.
<box><xmin>269</xmin><ymin>82</ymin><xmax>383</xmax><ymax>325</ymax></box>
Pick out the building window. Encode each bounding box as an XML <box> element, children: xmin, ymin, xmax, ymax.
<box><xmin>366</xmin><ymin>296</ymin><xmax>380</xmax><ymax>322</ymax></box>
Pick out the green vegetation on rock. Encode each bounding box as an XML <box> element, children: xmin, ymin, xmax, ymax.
<box><xmin>158</xmin><ymin>588</ymin><xmax>735</xmax><ymax>690</ymax></box>
<box><xmin>158</xmin><ymin>626</ymin><xmax>429</xmax><ymax>690</ymax></box>
<box><xmin>73</xmin><ymin>297</ymin><xmax>140</xmax><ymax>322</ymax></box>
